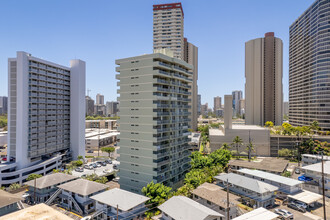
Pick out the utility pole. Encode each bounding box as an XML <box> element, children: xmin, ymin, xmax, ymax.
<box><xmin>226</xmin><ymin>178</ymin><xmax>230</xmax><ymax>220</ymax></box>
<box><xmin>34</xmin><ymin>178</ymin><xmax>36</xmax><ymax>204</ymax></box>
<box><xmin>321</xmin><ymin>153</ymin><xmax>326</xmax><ymax>220</ymax></box>
<box><xmin>117</xmin><ymin>204</ymin><xmax>119</xmax><ymax>220</ymax></box>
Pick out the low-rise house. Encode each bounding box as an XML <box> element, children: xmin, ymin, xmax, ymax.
<box><xmin>24</xmin><ymin>173</ymin><xmax>78</xmax><ymax>203</ymax></box>
<box><xmin>300</xmin><ymin>161</ymin><xmax>330</xmax><ymax>197</ymax></box>
<box><xmin>0</xmin><ymin>203</ymin><xmax>74</xmax><ymax>220</ymax></box>
<box><xmin>0</xmin><ymin>190</ymin><xmax>22</xmax><ymax>216</ymax></box>
<box><xmin>90</xmin><ymin>188</ymin><xmax>149</xmax><ymax>219</ymax></box>
<box><xmin>228</xmin><ymin>157</ymin><xmax>288</xmax><ymax>175</ymax></box>
<box><xmin>57</xmin><ymin>179</ymin><xmax>108</xmax><ymax>215</ymax></box>
<box><xmin>232</xmin><ymin>207</ymin><xmax>278</xmax><ymax>220</ymax></box>
<box><xmin>192</xmin><ymin>183</ymin><xmax>240</xmax><ymax>219</ymax></box>
<box><xmin>236</xmin><ymin>168</ymin><xmax>302</xmax><ymax>195</ymax></box>
<box><xmin>301</xmin><ymin>154</ymin><xmax>330</xmax><ymax>166</ymax></box>
<box><xmin>215</xmin><ymin>173</ymin><xmax>278</xmax><ymax>208</ymax></box>
<box><xmin>158</xmin><ymin>196</ymin><xmax>224</xmax><ymax>220</ymax></box>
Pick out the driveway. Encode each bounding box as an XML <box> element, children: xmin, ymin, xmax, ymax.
<box><xmin>270</xmin><ymin>204</ymin><xmax>322</xmax><ymax>220</ymax></box>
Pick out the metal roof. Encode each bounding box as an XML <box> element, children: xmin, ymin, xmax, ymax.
<box><xmin>25</xmin><ymin>173</ymin><xmax>78</xmax><ymax>189</ymax></box>
<box><xmin>288</xmin><ymin>190</ymin><xmax>323</xmax><ymax>204</ymax></box>
<box><xmin>237</xmin><ymin>168</ymin><xmax>302</xmax><ymax>186</ymax></box>
<box><xmin>58</xmin><ymin>179</ymin><xmax>108</xmax><ymax>196</ymax></box>
<box><xmin>215</xmin><ymin>173</ymin><xmax>278</xmax><ymax>194</ymax></box>
<box><xmin>90</xmin><ymin>188</ymin><xmax>149</xmax><ymax>211</ymax></box>
<box><xmin>301</xmin><ymin>161</ymin><xmax>330</xmax><ymax>175</ymax></box>
<box><xmin>233</xmin><ymin>207</ymin><xmax>278</xmax><ymax>220</ymax></box>
<box><xmin>0</xmin><ymin>190</ymin><xmax>21</xmax><ymax>209</ymax></box>
<box><xmin>158</xmin><ymin>196</ymin><xmax>224</xmax><ymax>220</ymax></box>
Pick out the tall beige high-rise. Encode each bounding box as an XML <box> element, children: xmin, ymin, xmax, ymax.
<box><xmin>153</xmin><ymin>3</ymin><xmax>184</xmax><ymax>60</ymax></box>
<box><xmin>245</xmin><ymin>32</ymin><xmax>283</xmax><ymax>126</ymax></box>
<box><xmin>213</xmin><ymin>96</ymin><xmax>222</xmax><ymax>112</ymax></box>
<box><xmin>184</xmin><ymin>38</ymin><xmax>198</xmax><ymax>131</ymax></box>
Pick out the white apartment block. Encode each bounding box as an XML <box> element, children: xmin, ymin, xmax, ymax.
<box><xmin>301</xmin><ymin>154</ymin><xmax>330</xmax><ymax>166</ymax></box>
<box><xmin>2</xmin><ymin>51</ymin><xmax>85</xmax><ymax>186</ymax></box>
<box><xmin>153</xmin><ymin>3</ymin><xmax>184</xmax><ymax>60</ymax></box>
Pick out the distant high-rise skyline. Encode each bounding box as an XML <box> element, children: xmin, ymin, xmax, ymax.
<box><xmin>245</xmin><ymin>32</ymin><xmax>283</xmax><ymax>126</ymax></box>
<box><xmin>153</xmin><ymin>3</ymin><xmax>184</xmax><ymax>60</ymax></box>
<box><xmin>0</xmin><ymin>96</ymin><xmax>8</xmax><ymax>115</ymax></box>
<box><xmin>289</xmin><ymin>0</ymin><xmax>330</xmax><ymax>130</ymax></box>
<box><xmin>96</xmin><ymin>93</ymin><xmax>104</xmax><ymax>105</ymax></box>
<box><xmin>213</xmin><ymin>96</ymin><xmax>222</xmax><ymax>112</ymax></box>
<box><xmin>232</xmin><ymin>90</ymin><xmax>243</xmax><ymax>116</ymax></box>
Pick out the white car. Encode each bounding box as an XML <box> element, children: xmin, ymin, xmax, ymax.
<box><xmin>275</xmin><ymin>209</ymin><xmax>293</xmax><ymax>219</ymax></box>
<box><xmin>103</xmin><ymin>168</ymin><xmax>112</xmax><ymax>174</ymax></box>
<box><xmin>294</xmin><ymin>201</ymin><xmax>307</xmax><ymax>209</ymax></box>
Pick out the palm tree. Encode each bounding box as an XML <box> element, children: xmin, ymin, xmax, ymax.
<box><xmin>221</xmin><ymin>143</ymin><xmax>230</xmax><ymax>150</ymax></box>
<box><xmin>232</xmin><ymin>136</ymin><xmax>243</xmax><ymax>159</ymax></box>
<box><xmin>246</xmin><ymin>141</ymin><xmax>255</xmax><ymax>162</ymax></box>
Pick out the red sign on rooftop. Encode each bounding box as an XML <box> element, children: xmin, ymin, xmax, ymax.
<box><xmin>153</xmin><ymin>3</ymin><xmax>184</xmax><ymax>17</ymax></box>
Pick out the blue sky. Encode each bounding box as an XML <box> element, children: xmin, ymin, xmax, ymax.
<box><xmin>0</xmin><ymin>0</ymin><xmax>314</xmax><ymax>108</ymax></box>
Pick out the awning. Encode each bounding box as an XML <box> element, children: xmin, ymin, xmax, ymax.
<box><xmin>288</xmin><ymin>190</ymin><xmax>322</xmax><ymax>205</ymax></box>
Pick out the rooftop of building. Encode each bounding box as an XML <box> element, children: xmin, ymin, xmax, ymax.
<box><xmin>233</xmin><ymin>207</ymin><xmax>278</xmax><ymax>220</ymax></box>
<box><xmin>0</xmin><ymin>190</ymin><xmax>21</xmax><ymax>209</ymax></box>
<box><xmin>288</xmin><ymin>190</ymin><xmax>323</xmax><ymax>205</ymax></box>
<box><xmin>0</xmin><ymin>203</ymin><xmax>74</xmax><ymax>220</ymax></box>
<box><xmin>302</xmin><ymin>154</ymin><xmax>330</xmax><ymax>161</ymax></box>
<box><xmin>90</xmin><ymin>188</ymin><xmax>149</xmax><ymax>211</ymax></box>
<box><xmin>301</xmin><ymin>161</ymin><xmax>330</xmax><ymax>175</ymax></box>
<box><xmin>85</xmin><ymin>119</ymin><xmax>117</xmax><ymax>122</ymax></box>
<box><xmin>209</xmin><ymin>129</ymin><xmax>224</xmax><ymax>136</ymax></box>
<box><xmin>158</xmin><ymin>196</ymin><xmax>224</xmax><ymax>220</ymax></box>
<box><xmin>237</xmin><ymin>168</ymin><xmax>302</xmax><ymax>186</ymax></box>
<box><xmin>58</xmin><ymin>179</ymin><xmax>108</xmax><ymax>196</ymax></box>
<box><xmin>215</xmin><ymin>173</ymin><xmax>279</xmax><ymax>194</ymax></box>
<box><xmin>192</xmin><ymin>183</ymin><xmax>240</xmax><ymax>207</ymax></box>
<box><xmin>229</xmin><ymin>157</ymin><xmax>289</xmax><ymax>174</ymax></box>
<box><xmin>86</xmin><ymin>132</ymin><xmax>120</xmax><ymax>140</ymax></box>
<box><xmin>25</xmin><ymin>173</ymin><xmax>78</xmax><ymax>189</ymax></box>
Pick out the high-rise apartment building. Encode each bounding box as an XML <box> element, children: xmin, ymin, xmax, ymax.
<box><xmin>85</xmin><ymin>96</ymin><xmax>95</xmax><ymax>116</ymax></box>
<box><xmin>153</xmin><ymin>3</ymin><xmax>184</xmax><ymax>60</ymax></box>
<box><xmin>7</xmin><ymin>51</ymin><xmax>85</xmax><ymax>170</ymax></box>
<box><xmin>96</xmin><ymin>93</ymin><xmax>104</xmax><ymax>105</ymax></box>
<box><xmin>232</xmin><ymin>90</ymin><xmax>242</xmax><ymax>117</ymax></box>
<box><xmin>0</xmin><ymin>96</ymin><xmax>8</xmax><ymax>115</ymax></box>
<box><xmin>245</xmin><ymin>32</ymin><xmax>283</xmax><ymax>126</ymax></box>
<box><xmin>116</xmin><ymin>53</ymin><xmax>192</xmax><ymax>193</ymax></box>
<box><xmin>289</xmin><ymin>0</ymin><xmax>330</xmax><ymax>130</ymax></box>
<box><xmin>201</xmin><ymin>103</ymin><xmax>208</xmax><ymax>116</ymax></box>
<box><xmin>213</xmin><ymin>96</ymin><xmax>222</xmax><ymax>113</ymax></box>
<box><xmin>239</xmin><ymin>99</ymin><xmax>245</xmax><ymax>116</ymax></box>
<box><xmin>183</xmin><ymin>38</ymin><xmax>198</xmax><ymax>131</ymax></box>
<box><xmin>106</xmin><ymin>101</ymin><xmax>119</xmax><ymax>117</ymax></box>
<box><xmin>283</xmin><ymin>101</ymin><xmax>289</xmax><ymax>117</ymax></box>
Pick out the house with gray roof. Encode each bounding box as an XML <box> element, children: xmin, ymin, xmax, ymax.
<box><xmin>56</xmin><ymin>179</ymin><xmax>108</xmax><ymax>215</ymax></box>
<box><xmin>24</xmin><ymin>173</ymin><xmax>78</xmax><ymax>203</ymax></box>
<box><xmin>0</xmin><ymin>190</ymin><xmax>23</xmax><ymax>216</ymax></box>
<box><xmin>90</xmin><ymin>188</ymin><xmax>149</xmax><ymax>219</ymax></box>
<box><xmin>158</xmin><ymin>196</ymin><xmax>224</xmax><ymax>220</ymax></box>
<box><xmin>233</xmin><ymin>207</ymin><xmax>278</xmax><ymax>220</ymax></box>
<box><xmin>215</xmin><ymin>173</ymin><xmax>278</xmax><ymax>208</ymax></box>
<box><xmin>192</xmin><ymin>183</ymin><xmax>240</xmax><ymax>219</ymax></box>
<box><xmin>236</xmin><ymin>168</ymin><xmax>302</xmax><ymax>195</ymax></box>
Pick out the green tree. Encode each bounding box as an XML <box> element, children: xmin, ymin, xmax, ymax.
<box><xmin>26</xmin><ymin>173</ymin><xmax>42</xmax><ymax>181</ymax></box>
<box><xmin>246</xmin><ymin>141</ymin><xmax>255</xmax><ymax>162</ymax></box>
<box><xmin>310</xmin><ymin>121</ymin><xmax>320</xmax><ymax>133</ymax></box>
<box><xmin>207</xmin><ymin>148</ymin><xmax>232</xmax><ymax>168</ymax></box>
<box><xmin>281</xmin><ymin>171</ymin><xmax>291</xmax><ymax>177</ymax></box>
<box><xmin>190</xmin><ymin>151</ymin><xmax>209</xmax><ymax>169</ymax></box>
<box><xmin>221</xmin><ymin>143</ymin><xmax>230</xmax><ymax>150</ymax></box>
<box><xmin>142</xmin><ymin>182</ymin><xmax>172</xmax><ymax>216</ymax></box>
<box><xmin>264</xmin><ymin>121</ymin><xmax>274</xmax><ymax>128</ymax></box>
<box><xmin>278</xmin><ymin>148</ymin><xmax>292</xmax><ymax>157</ymax></box>
<box><xmin>72</xmin><ymin>160</ymin><xmax>83</xmax><ymax>167</ymax></box>
<box><xmin>101</xmin><ymin>147</ymin><xmax>115</xmax><ymax>158</ymax></box>
<box><xmin>232</xmin><ymin>136</ymin><xmax>243</xmax><ymax>158</ymax></box>
<box><xmin>95</xmin><ymin>176</ymin><xmax>108</xmax><ymax>184</ymax></box>
<box><xmin>282</xmin><ymin>122</ymin><xmax>292</xmax><ymax>129</ymax></box>
<box><xmin>184</xmin><ymin>169</ymin><xmax>207</xmax><ymax>188</ymax></box>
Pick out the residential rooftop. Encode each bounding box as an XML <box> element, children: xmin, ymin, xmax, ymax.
<box><xmin>25</xmin><ymin>173</ymin><xmax>78</xmax><ymax>189</ymax></box>
<box><xmin>0</xmin><ymin>190</ymin><xmax>21</xmax><ymax>209</ymax></box>
<box><xmin>215</xmin><ymin>173</ymin><xmax>279</xmax><ymax>194</ymax></box>
<box><xmin>301</xmin><ymin>161</ymin><xmax>330</xmax><ymax>175</ymax></box>
<box><xmin>192</xmin><ymin>182</ymin><xmax>240</xmax><ymax>207</ymax></box>
<box><xmin>288</xmin><ymin>190</ymin><xmax>323</xmax><ymax>205</ymax></box>
<box><xmin>58</xmin><ymin>179</ymin><xmax>108</xmax><ymax>196</ymax></box>
<box><xmin>229</xmin><ymin>157</ymin><xmax>289</xmax><ymax>173</ymax></box>
<box><xmin>158</xmin><ymin>196</ymin><xmax>224</xmax><ymax>220</ymax></box>
<box><xmin>91</xmin><ymin>188</ymin><xmax>149</xmax><ymax>211</ymax></box>
<box><xmin>302</xmin><ymin>154</ymin><xmax>330</xmax><ymax>161</ymax></box>
<box><xmin>237</xmin><ymin>168</ymin><xmax>302</xmax><ymax>186</ymax></box>
<box><xmin>233</xmin><ymin>207</ymin><xmax>278</xmax><ymax>220</ymax></box>
<box><xmin>0</xmin><ymin>203</ymin><xmax>74</xmax><ymax>220</ymax></box>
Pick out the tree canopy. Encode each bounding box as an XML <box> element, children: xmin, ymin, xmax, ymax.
<box><xmin>26</xmin><ymin>173</ymin><xmax>42</xmax><ymax>181</ymax></box>
<box><xmin>101</xmin><ymin>147</ymin><xmax>115</xmax><ymax>157</ymax></box>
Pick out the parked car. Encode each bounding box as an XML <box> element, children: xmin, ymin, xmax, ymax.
<box><xmin>113</xmin><ymin>176</ymin><xmax>120</xmax><ymax>182</ymax></box>
<box><xmin>92</xmin><ymin>163</ymin><xmax>98</xmax><ymax>168</ymax></box>
<box><xmin>113</xmin><ymin>164</ymin><xmax>118</xmax><ymax>170</ymax></box>
<box><xmin>96</xmin><ymin>163</ymin><xmax>101</xmax><ymax>168</ymax></box>
<box><xmin>275</xmin><ymin>209</ymin><xmax>293</xmax><ymax>219</ymax></box>
<box><xmin>75</xmin><ymin>167</ymin><xmax>84</xmax><ymax>172</ymax></box>
<box><xmin>87</xmin><ymin>150</ymin><xmax>93</xmax><ymax>153</ymax></box>
<box><xmin>84</xmin><ymin>165</ymin><xmax>93</xmax><ymax>170</ymax></box>
<box><xmin>103</xmin><ymin>169</ymin><xmax>112</xmax><ymax>174</ymax></box>
<box><xmin>293</xmin><ymin>201</ymin><xmax>307</xmax><ymax>209</ymax></box>
<box><xmin>295</xmin><ymin>168</ymin><xmax>300</xmax><ymax>174</ymax></box>
<box><xmin>97</xmin><ymin>161</ymin><xmax>106</xmax><ymax>167</ymax></box>
<box><xmin>288</xmin><ymin>202</ymin><xmax>306</xmax><ymax>213</ymax></box>
<box><xmin>105</xmin><ymin>160</ymin><xmax>112</xmax><ymax>164</ymax></box>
